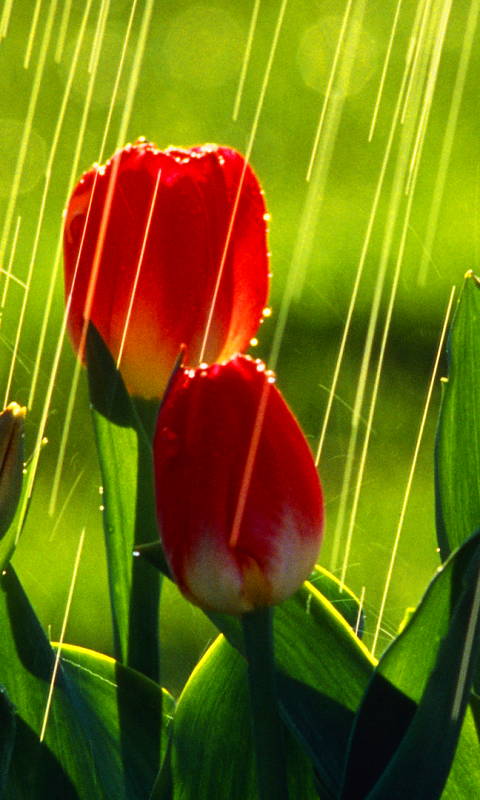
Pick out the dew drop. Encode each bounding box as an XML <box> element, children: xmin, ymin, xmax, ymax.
<box><xmin>160</xmin><ymin>426</ymin><xmax>180</xmax><ymax>457</ymax></box>
<box><xmin>99</xmin><ymin>486</ymin><xmax>104</xmax><ymax>495</ymax></box>
<box><xmin>250</xmin><ymin>338</ymin><xmax>258</xmax><ymax>347</ymax></box>
<box><xmin>99</xmin><ymin>505</ymin><xmax>105</xmax><ymax>512</ymax></box>
<box><xmin>161</xmin><ymin>427</ymin><xmax>178</xmax><ymax>443</ymax></box>
<box><xmin>263</xmin><ymin>213</ymin><xmax>270</xmax><ymax>221</ymax></box>
<box><xmin>263</xmin><ymin>307</ymin><xmax>272</xmax><ymax>317</ymax></box>
<box><xmin>256</xmin><ymin>362</ymin><xmax>266</xmax><ymax>372</ymax></box>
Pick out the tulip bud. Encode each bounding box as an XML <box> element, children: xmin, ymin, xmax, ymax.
<box><xmin>153</xmin><ymin>355</ymin><xmax>324</xmax><ymax>615</ymax></box>
<box><xmin>0</xmin><ymin>403</ymin><xmax>26</xmax><ymax>540</ymax></box>
<box><xmin>63</xmin><ymin>141</ymin><xmax>270</xmax><ymax>399</ymax></box>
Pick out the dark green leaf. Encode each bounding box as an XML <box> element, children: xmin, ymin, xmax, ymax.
<box><xmin>310</xmin><ymin>565</ymin><xmax>365</xmax><ymax>637</ymax></box>
<box><xmin>340</xmin><ymin>529</ymin><xmax>480</xmax><ymax>800</ymax></box>
<box><xmin>169</xmin><ymin>634</ymin><xmax>319</xmax><ymax>800</ymax></box>
<box><xmin>208</xmin><ymin>580</ymin><xmax>374</xmax><ymax>799</ymax></box>
<box><xmin>435</xmin><ymin>271</ymin><xmax>480</xmax><ymax>559</ymax></box>
<box><xmin>86</xmin><ymin>322</ymin><xmax>161</xmax><ymax>681</ymax></box>
<box><xmin>0</xmin><ymin>683</ymin><xmax>15</xmax><ymax>797</ymax></box>
<box><xmin>0</xmin><ymin>564</ymin><xmax>173</xmax><ymax>799</ymax></box>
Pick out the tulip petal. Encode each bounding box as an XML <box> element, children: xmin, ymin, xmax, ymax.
<box><xmin>154</xmin><ymin>355</ymin><xmax>324</xmax><ymax>614</ymax></box>
<box><xmin>64</xmin><ymin>142</ymin><xmax>270</xmax><ymax>399</ymax></box>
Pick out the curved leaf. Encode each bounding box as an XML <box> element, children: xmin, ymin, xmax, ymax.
<box><xmin>0</xmin><ymin>565</ymin><xmax>173</xmax><ymax>799</ymax></box>
<box><xmin>435</xmin><ymin>271</ymin><xmax>480</xmax><ymax>559</ymax></box>
<box><xmin>340</xmin><ymin>529</ymin><xmax>480</xmax><ymax>800</ymax></box>
<box><xmin>86</xmin><ymin>322</ymin><xmax>161</xmax><ymax>681</ymax></box>
<box><xmin>169</xmin><ymin>635</ymin><xmax>318</xmax><ymax>800</ymax></box>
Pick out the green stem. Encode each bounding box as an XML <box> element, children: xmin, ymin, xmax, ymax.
<box><xmin>242</xmin><ymin>606</ymin><xmax>289</xmax><ymax>800</ymax></box>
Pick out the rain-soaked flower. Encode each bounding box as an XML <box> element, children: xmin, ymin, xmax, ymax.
<box><xmin>153</xmin><ymin>355</ymin><xmax>324</xmax><ymax>615</ymax></box>
<box><xmin>63</xmin><ymin>140</ymin><xmax>270</xmax><ymax>399</ymax></box>
<box><xmin>0</xmin><ymin>403</ymin><xmax>25</xmax><ymax>540</ymax></box>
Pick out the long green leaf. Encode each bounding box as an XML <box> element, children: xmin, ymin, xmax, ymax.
<box><xmin>168</xmin><ymin>634</ymin><xmax>319</xmax><ymax>800</ymax></box>
<box><xmin>137</xmin><ymin>538</ymin><xmax>374</xmax><ymax>798</ymax></box>
<box><xmin>435</xmin><ymin>271</ymin><xmax>480</xmax><ymax>559</ymax></box>
<box><xmin>340</xmin><ymin>529</ymin><xmax>480</xmax><ymax>800</ymax></box>
<box><xmin>0</xmin><ymin>683</ymin><xmax>15</xmax><ymax>798</ymax></box>
<box><xmin>0</xmin><ymin>564</ymin><xmax>173</xmax><ymax>799</ymax></box>
<box><xmin>209</xmin><ymin>581</ymin><xmax>374</xmax><ymax>799</ymax></box>
<box><xmin>86</xmin><ymin>323</ymin><xmax>161</xmax><ymax>681</ymax></box>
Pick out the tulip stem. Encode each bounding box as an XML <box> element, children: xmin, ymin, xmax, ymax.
<box><xmin>242</xmin><ymin>607</ymin><xmax>289</xmax><ymax>800</ymax></box>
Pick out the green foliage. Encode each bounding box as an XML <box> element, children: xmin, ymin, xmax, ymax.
<box><xmin>0</xmin><ymin>563</ymin><xmax>173</xmax><ymax>799</ymax></box>
<box><xmin>86</xmin><ymin>323</ymin><xmax>162</xmax><ymax>681</ymax></box>
<box><xmin>435</xmin><ymin>272</ymin><xmax>480</xmax><ymax>558</ymax></box>
<box><xmin>341</xmin><ymin>530</ymin><xmax>480</xmax><ymax>799</ymax></box>
<box><xmin>167</xmin><ymin>635</ymin><xmax>318</xmax><ymax>800</ymax></box>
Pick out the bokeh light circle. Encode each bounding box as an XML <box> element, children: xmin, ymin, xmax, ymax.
<box><xmin>297</xmin><ymin>16</ymin><xmax>378</xmax><ymax>96</ymax></box>
<box><xmin>0</xmin><ymin>119</ymin><xmax>46</xmax><ymax>198</ymax></box>
<box><xmin>163</xmin><ymin>6</ymin><xmax>245</xmax><ymax>88</ymax></box>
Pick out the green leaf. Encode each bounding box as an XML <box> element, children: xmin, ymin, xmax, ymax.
<box><xmin>435</xmin><ymin>271</ymin><xmax>480</xmax><ymax>559</ymax></box>
<box><xmin>208</xmin><ymin>581</ymin><xmax>374</xmax><ymax>799</ymax></box>
<box><xmin>340</xmin><ymin>529</ymin><xmax>480</xmax><ymax>800</ymax></box>
<box><xmin>168</xmin><ymin>634</ymin><xmax>319</xmax><ymax>800</ymax></box>
<box><xmin>135</xmin><ymin>542</ymin><xmax>370</xmax><ymax>796</ymax></box>
<box><xmin>0</xmin><ymin>564</ymin><xmax>173</xmax><ymax>799</ymax></box>
<box><xmin>0</xmin><ymin>683</ymin><xmax>15</xmax><ymax>796</ymax></box>
<box><xmin>0</xmin><ymin>458</ymin><xmax>33</xmax><ymax>573</ymax></box>
<box><xmin>310</xmin><ymin>565</ymin><xmax>364</xmax><ymax>637</ymax></box>
<box><xmin>86</xmin><ymin>322</ymin><xmax>162</xmax><ymax>681</ymax></box>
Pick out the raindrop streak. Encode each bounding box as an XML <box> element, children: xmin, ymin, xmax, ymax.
<box><xmin>0</xmin><ymin>0</ymin><xmax>14</xmax><ymax>37</ymax></box>
<box><xmin>49</xmin><ymin>468</ymin><xmax>85</xmax><ymax>542</ymax></box>
<box><xmin>229</xmin><ymin>380</ymin><xmax>271</xmax><ymax>549</ymax></box>
<box><xmin>199</xmin><ymin>0</ymin><xmax>289</xmax><ymax>367</ymax></box>
<box><xmin>16</xmin><ymin>0</ymin><xmax>114</xmax><ymax>532</ymax></box>
<box><xmin>88</xmin><ymin>0</ymin><xmax>109</xmax><ymax>74</ymax></box>
<box><xmin>371</xmin><ymin>286</ymin><xmax>455</xmax><ymax>658</ymax></box>
<box><xmin>408</xmin><ymin>0</ymin><xmax>453</xmax><ymax>183</ymax></box>
<box><xmin>328</xmin><ymin>0</ymin><xmax>451</xmax><ymax>574</ymax></box>
<box><xmin>288</xmin><ymin>0</ymin><xmax>367</xmax><ymax>309</ymax></box>
<box><xmin>55</xmin><ymin>0</ymin><xmax>73</xmax><ymax>62</ymax></box>
<box><xmin>28</xmin><ymin>0</ymin><xmax>118</xmax><ymax>411</ymax></box>
<box><xmin>340</xmin><ymin>149</ymin><xmax>443</xmax><ymax>592</ymax></box>
<box><xmin>24</xmin><ymin>0</ymin><xmax>43</xmax><ymax>70</ymax></box>
<box><xmin>117</xmin><ymin>167</ymin><xmax>162</xmax><ymax>369</ymax></box>
<box><xmin>39</xmin><ymin>527</ymin><xmax>85</xmax><ymax>743</ymax></box>
<box><xmin>232</xmin><ymin>0</ymin><xmax>261</xmax><ymax>121</ymax></box>
<box><xmin>355</xmin><ymin>586</ymin><xmax>365</xmax><ymax>637</ymax></box>
<box><xmin>306</xmin><ymin>0</ymin><xmax>355</xmax><ymax>183</ymax></box>
<box><xmin>49</xmin><ymin>0</ymin><xmax>156</xmax><ymax>516</ymax></box>
<box><xmin>418</xmin><ymin>0</ymin><xmax>480</xmax><ymax>286</ymax></box>
<box><xmin>13</xmin><ymin>0</ymin><xmax>94</xmax><ymax>410</ymax></box>
<box><xmin>1</xmin><ymin>215</ymin><xmax>21</xmax><ymax>308</ymax></box>
<box><xmin>0</xmin><ymin>0</ymin><xmax>58</xmax><ymax>275</ymax></box>
<box><xmin>368</xmin><ymin>0</ymin><xmax>403</xmax><ymax>141</ymax></box>
<box><xmin>315</xmin><ymin>39</ymin><xmax>416</xmax><ymax>471</ymax></box>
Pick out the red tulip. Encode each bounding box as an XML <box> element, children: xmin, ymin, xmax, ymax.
<box><xmin>63</xmin><ymin>141</ymin><xmax>270</xmax><ymax>399</ymax></box>
<box><xmin>153</xmin><ymin>355</ymin><xmax>324</xmax><ymax>614</ymax></box>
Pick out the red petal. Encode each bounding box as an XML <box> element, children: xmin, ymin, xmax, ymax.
<box><xmin>153</xmin><ymin>355</ymin><xmax>324</xmax><ymax>614</ymax></box>
<box><xmin>63</xmin><ymin>142</ymin><xmax>270</xmax><ymax>399</ymax></box>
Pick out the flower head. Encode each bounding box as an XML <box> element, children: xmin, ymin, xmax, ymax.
<box><xmin>63</xmin><ymin>141</ymin><xmax>270</xmax><ymax>399</ymax></box>
<box><xmin>153</xmin><ymin>355</ymin><xmax>324</xmax><ymax>614</ymax></box>
<box><xmin>0</xmin><ymin>403</ymin><xmax>25</xmax><ymax>539</ymax></box>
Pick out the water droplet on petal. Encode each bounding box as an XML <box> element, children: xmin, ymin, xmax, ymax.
<box><xmin>263</xmin><ymin>307</ymin><xmax>272</xmax><ymax>317</ymax></box>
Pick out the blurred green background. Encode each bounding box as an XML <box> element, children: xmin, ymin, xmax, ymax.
<box><xmin>0</xmin><ymin>0</ymin><xmax>477</xmax><ymax>696</ymax></box>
